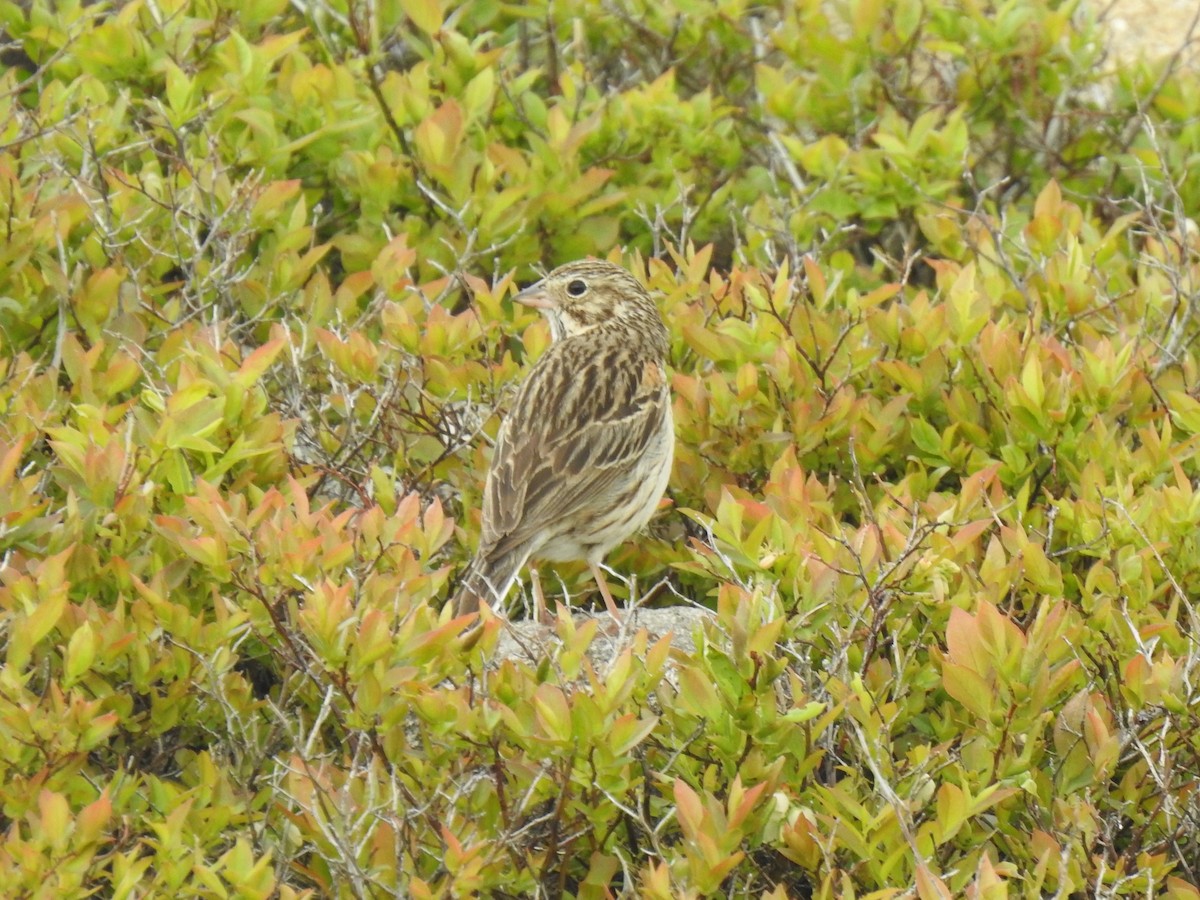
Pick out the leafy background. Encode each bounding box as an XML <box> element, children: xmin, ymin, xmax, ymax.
<box><xmin>2</xmin><ymin>0</ymin><xmax>1200</xmax><ymax>896</ymax></box>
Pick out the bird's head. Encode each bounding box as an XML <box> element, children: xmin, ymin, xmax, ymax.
<box><xmin>514</xmin><ymin>260</ymin><xmax>666</xmax><ymax>349</ymax></box>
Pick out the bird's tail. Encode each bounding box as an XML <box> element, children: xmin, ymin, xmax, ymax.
<box><xmin>451</xmin><ymin>548</ymin><xmax>528</xmax><ymax>616</ymax></box>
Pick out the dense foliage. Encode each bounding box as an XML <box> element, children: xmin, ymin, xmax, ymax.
<box><xmin>2</xmin><ymin>0</ymin><xmax>1200</xmax><ymax>895</ymax></box>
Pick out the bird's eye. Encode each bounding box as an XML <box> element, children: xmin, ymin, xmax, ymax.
<box><xmin>566</xmin><ymin>279</ymin><xmax>588</xmax><ymax>298</ymax></box>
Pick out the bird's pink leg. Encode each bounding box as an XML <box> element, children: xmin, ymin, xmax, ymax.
<box><xmin>589</xmin><ymin>562</ymin><xmax>622</xmax><ymax>623</ymax></box>
<box><xmin>531</xmin><ymin>568</ymin><xmax>553</xmax><ymax>624</ymax></box>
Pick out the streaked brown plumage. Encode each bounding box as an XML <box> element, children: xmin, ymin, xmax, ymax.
<box><xmin>453</xmin><ymin>259</ymin><xmax>674</xmax><ymax>621</ymax></box>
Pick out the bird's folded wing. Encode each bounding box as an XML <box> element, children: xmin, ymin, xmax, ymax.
<box><xmin>480</xmin><ymin>339</ymin><xmax>669</xmax><ymax>561</ymax></box>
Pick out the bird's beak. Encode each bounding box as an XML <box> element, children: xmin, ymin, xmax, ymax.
<box><xmin>514</xmin><ymin>281</ymin><xmax>555</xmax><ymax>310</ymax></box>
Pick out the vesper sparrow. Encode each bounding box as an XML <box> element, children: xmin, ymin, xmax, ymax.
<box><xmin>453</xmin><ymin>260</ymin><xmax>674</xmax><ymax>621</ymax></box>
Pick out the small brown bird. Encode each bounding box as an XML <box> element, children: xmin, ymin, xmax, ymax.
<box><xmin>453</xmin><ymin>259</ymin><xmax>674</xmax><ymax>621</ymax></box>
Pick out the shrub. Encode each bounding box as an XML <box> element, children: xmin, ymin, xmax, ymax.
<box><xmin>2</xmin><ymin>0</ymin><xmax>1200</xmax><ymax>895</ymax></box>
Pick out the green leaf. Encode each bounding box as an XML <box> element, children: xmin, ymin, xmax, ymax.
<box><xmin>64</xmin><ymin>621</ymin><xmax>96</xmax><ymax>687</ymax></box>
<box><xmin>400</xmin><ymin>0</ymin><xmax>443</xmax><ymax>35</ymax></box>
<box><xmin>911</xmin><ymin>418</ymin><xmax>943</xmax><ymax>456</ymax></box>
